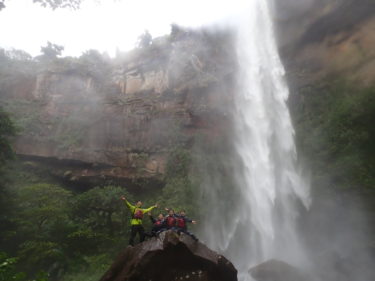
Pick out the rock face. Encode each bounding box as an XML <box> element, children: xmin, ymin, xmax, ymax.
<box><xmin>99</xmin><ymin>230</ymin><xmax>237</xmax><ymax>281</ymax></box>
<box><xmin>249</xmin><ymin>259</ymin><xmax>308</xmax><ymax>281</ymax></box>
<box><xmin>3</xmin><ymin>2</ymin><xmax>374</xmax><ymax>190</ymax></box>
<box><xmin>1</xmin><ymin>29</ymin><xmax>236</xmax><ymax>189</ymax></box>
<box><xmin>278</xmin><ymin>0</ymin><xmax>375</xmax><ymax>86</ymax></box>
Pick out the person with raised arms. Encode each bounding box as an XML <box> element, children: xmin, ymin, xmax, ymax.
<box><xmin>176</xmin><ymin>210</ymin><xmax>198</xmax><ymax>241</ymax></box>
<box><xmin>146</xmin><ymin>213</ymin><xmax>166</xmax><ymax>237</ymax></box>
<box><xmin>120</xmin><ymin>196</ymin><xmax>158</xmax><ymax>246</ymax></box>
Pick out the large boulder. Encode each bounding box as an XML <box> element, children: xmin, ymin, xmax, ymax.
<box><xmin>249</xmin><ymin>259</ymin><xmax>308</xmax><ymax>281</ymax></box>
<box><xmin>99</xmin><ymin>230</ymin><xmax>237</xmax><ymax>281</ymax></box>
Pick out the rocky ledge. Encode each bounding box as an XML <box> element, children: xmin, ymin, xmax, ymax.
<box><xmin>99</xmin><ymin>230</ymin><xmax>237</xmax><ymax>281</ymax></box>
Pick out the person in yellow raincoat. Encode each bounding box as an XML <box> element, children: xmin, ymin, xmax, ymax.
<box><xmin>120</xmin><ymin>196</ymin><xmax>158</xmax><ymax>245</ymax></box>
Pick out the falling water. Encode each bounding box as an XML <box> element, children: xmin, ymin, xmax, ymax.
<box><xmin>199</xmin><ymin>0</ymin><xmax>311</xmax><ymax>280</ymax></box>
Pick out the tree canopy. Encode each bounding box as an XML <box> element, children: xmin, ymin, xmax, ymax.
<box><xmin>0</xmin><ymin>108</ymin><xmax>16</xmax><ymax>165</ymax></box>
<box><xmin>0</xmin><ymin>0</ymin><xmax>82</xmax><ymax>11</ymax></box>
<box><xmin>39</xmin><ymin>42</ymin><xmax>64</xmax><ymax>60</ymax></box>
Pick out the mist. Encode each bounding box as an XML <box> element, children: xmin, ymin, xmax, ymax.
<box><xmin>0</xmin><ymin>1</ymin><xmax>374</xmax><ymax>281</ymax></box>
<box><xmin>0</xmin><ymin>0</ymin><xmax>248</xmax><ymax>57</ymax></box>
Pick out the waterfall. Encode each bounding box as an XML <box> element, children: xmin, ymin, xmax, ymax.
<box><xmin>199</xmin><ymin>0</ymin><xmax>311</xmax><ymax>279</ymax></box>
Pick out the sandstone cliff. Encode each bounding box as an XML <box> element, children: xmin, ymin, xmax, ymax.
<box><xmin>2</xmin><ymin>1</ymin><xmax>375</xmax><ymax>192</ymax></box>
<box><xmin>277</xmin><ymin>0</ymin><xmax>375</xmax><ymax>86</ymax></box>
<box><xmin>0</xmin><ymin>29</ymin><xmax>236</xmax><ymax>190</ymax></box>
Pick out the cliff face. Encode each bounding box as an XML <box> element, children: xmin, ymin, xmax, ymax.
<box><xmin>277</xmin><ymin>0</ymin><xmax>375</xmax><ymax>86</ymax></box>
<box><xmin>277</xmin><ymin>0</ymin><xmax>375</xmax><ymax>164</ymax></box>
<box><xmin>277</xmin><ymin>2</ymin><xmax>375</xmax><ymax>269</ymax></box>
<box><xmin>2</xmin><ymin>1</ymin><xmax>375</xmax><ymax>191</ymax></box>
<box><xmin>1</xmin><ymin>30</ymin><xmax>236</xmax><ymax>189</ymax></box>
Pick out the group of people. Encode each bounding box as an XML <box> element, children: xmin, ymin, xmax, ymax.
<box><xmin>120</xmin><ymin>196</ymin><xmax>198</xmax><ymax>246</ymax></box>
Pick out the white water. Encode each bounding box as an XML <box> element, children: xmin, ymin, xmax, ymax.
<box><xmin>200</xmin><ymin>0</ymin><xmax>311</xmax><ymax>280</ymax></box>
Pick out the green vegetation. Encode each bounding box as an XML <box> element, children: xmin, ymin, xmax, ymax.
<box><xmin>0</xmin><ymin>163</ymin><xmax>131</xmax><ymax>280</ymax></box>
<box><xmin>0</xmin><ymin>47</ymin><xmax>112</xmax><ymax>152</ymax></box>
<box><xmin>0</xmin><ymin>143</ymin><xmax>199</xmax><ymax>281</ymax></box>
<box><xmin>0</xmin><ymin>0</ymin><xmax>82</xmax><ymax>11</ymax></box>
<box><xmin>293</xmin><ymin>79</ymin><xmax>375</xmax><ymax>191</ymax></box>
<box><xmin>0</xmin><ymin>99</ymin><xmax>44</xmax><ymax>136</ymax></box>
<box><xmin>0</xmin><ymin>109</ymin><xmax>16</xmax><ymax>259</ymax></box>
<box><xmin>32</xmin><ymin>0</ymin><xmax>82</xmax><ymax>10</ymax></box>
<box><xmin>0</xmin><ymin>252</ymin><xmax>48</xmax><ymax>281</ymax></box>
<box><xmin>38</xmin><ymin>42</ymin><xmax>64</xmax><ymax>61</ymax></box>
<box><xmin>157</xmin><ymin>148</ymin><xmax>198</xmax><ymax>217</ymax></box>
<box><xmin>0</xmin><ymin>107</ymin><xmax>16</xmax><ymax>165</ymax></box>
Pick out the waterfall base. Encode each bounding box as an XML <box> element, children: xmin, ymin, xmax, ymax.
<box><xmin>249</xmin><ymin>259</ymin><xmax>310</xmax><ymax>281</ymax></box>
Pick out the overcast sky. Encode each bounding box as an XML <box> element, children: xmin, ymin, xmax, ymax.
<box><xmin>0</xmin><ymin>0</ymin><xmax>249</xmax><ymax>57</ymax></box>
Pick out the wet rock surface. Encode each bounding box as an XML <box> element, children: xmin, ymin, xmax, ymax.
<box><xmin>249</xmin><ymin>259</ymin><xmax>308</xmax><ymax>281</ymax></box>
<box><xmin>99</xmin><ymin>230</ymin><xmax>237</xmax><ymax>281</ymax></box>
<box><xmin>6</xmin><ymin>3</ymin><xmax>375</xmax><ymax>188</ymax></box>
<box><xmin>3</xmin><ymin>29</ymin><xmax>236</xmax><ymax>188</ymax></box>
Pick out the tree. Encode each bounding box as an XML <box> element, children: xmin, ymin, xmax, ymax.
<box><xmin>5</xmin><ymin>49</ymin><xmax>32</xmax><ymax>61</ymax></box>
<box><xmin>33</xmin><ymin>0</ymin><xmax>81</xmax><ymax>9</ymax></box>
<box><xmin>0</xmin><ymin>110</ymin><xmax>14</xmax><ymax>177</ymax></box>
<box><xmin>0</xmin><ymin>252</ymin><xmax>49</xmax><ymax>281</ymax></box>
<box><xmin>73</xmin><ymin>186</ymin><xmax>130</xmax><ymax>237</ymax></box>
<box><xmin>0</xmin><ymin>109</ymin><xmax>16</xmax><ymax>251</ymax></box>
<box><xmin>13</xmin><ymin>184</ymin><xmax>72</xmax><ymax>275</ymax></box>
<box><xmin>15</xmin><ymin>183</ymin><xmax>72</xmax><ymax>234</ymax></box>
<box><xmin>170</xmin><ymin>23</ymin><xmax>187</xmax><ymax>41</ymax></box>
<box><xmin>0</xmin><ymin>0</ymin><xmax>82</xmax><ymax>11</ymax></box>
<box><xmin>0</xmin><ymin>108</ymin><xmax>16</xmax><ymax>166</ymax></box>
<box><xmin>137</xmin><ymin>30</ymin><xmax>152</xmax><ymax>48</ymax></box>
<box><xmin>79</xmin><ymin>49</ymin><xmax>104</xmax><ymax>64</ymax></box>
<box><xmin>78</xmin><ymin>49</ymin><xmax>110</xmax><ymax>80</ymax></box>
<box><xmin>39</xmin><ymin>42</ymin><xmax>64</xmax><ymax>60</ymax></box>
<box><xmin>0</xmin><ymin>252</ymin><xmax>26</xmax><ymax>281</ymax></box>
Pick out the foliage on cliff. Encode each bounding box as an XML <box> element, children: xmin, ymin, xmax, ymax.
<box><xmin>293</xmin><ymin>79</ymin><xmax>375</xmax><ymax>191</ymax></box>
<box><xmin>0</xmin><ymin>109</ymin><xmax>16</xmax><ymax>256</ymax></box>
<box><xmin>0</xmin><ymin>0</ymin><xmax>82</xmax><ymax>11</ymax></box>
<box><xmin>0</xmin><ymin>163</ymin><xmax>131</xmax><ymax>280</ymax></box>
<box><xmin>0</xmin><ymin>108</ymin><xmax>16</xmax><ymax>165</ymax></box>
<box><xmin>0</xmin><ymin>144</ymin><xmax>198</xmax><ymax>281</ymax></box>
